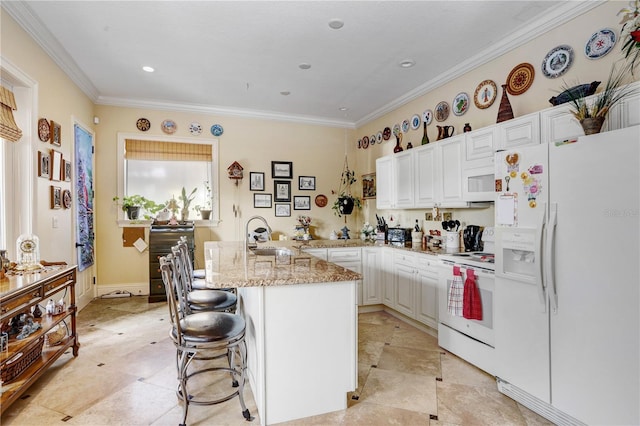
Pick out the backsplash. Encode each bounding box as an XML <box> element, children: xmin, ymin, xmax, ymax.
<box><xmin>369</xmin><ymin>205</ymin><xmax>494</xmax><ymax>234</ymax></box>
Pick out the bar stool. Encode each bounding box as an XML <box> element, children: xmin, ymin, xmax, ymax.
<box><xmin>170</xmin><ymin>246</ymin><xmax>236</xmax><ymax>313</ymax></box>
<box><xmin>160</xmin><ymin>255</ymin><xmax>252</xmax><ymax>426</ymax></box>
<box><xmin>178</xmin><ymin>236</ymin><xmax>205</xmax><ymax>280</ymax></box>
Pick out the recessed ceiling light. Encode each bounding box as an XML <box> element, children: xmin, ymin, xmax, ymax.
<box><xmin>399</xmin><ymin>59</ymin><xmax>415</xmax><ymax>68</ymax></box>
<box><xmin>328</xmin><ymin>19</ymin><xmax>344</xmax><ymax>30</ymax></box>
<box><xmin>339</xmin><ymin>107</ymin><xmax>348</xmax><ymax>111</ymax></box>
<box><xmin>142</xmin><ymin>66</ymin><xmax>155</xmax><ymax>73</ymax></box>
<box><xmin>280</xmin><ymin>91</ymin><xmax>291</xmax><ymax>96</ymax></box>
<box><xmin>299</xmin><ymin>63</ymin><xmax>311</xmax><ymax>70</ymax></box>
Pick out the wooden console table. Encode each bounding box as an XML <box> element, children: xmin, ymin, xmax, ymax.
<box><xmin>0</xmin><ymin>266</ymin><xmax>78</xmax><ymax>414</ymax></box>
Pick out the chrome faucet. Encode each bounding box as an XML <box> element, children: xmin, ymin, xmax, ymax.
<box><xmin>244</xmin><ymin>215</ymin><xmax>272</xmax><ymax>250</ymax></box>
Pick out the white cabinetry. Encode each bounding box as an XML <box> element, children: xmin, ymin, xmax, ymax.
<box><xmin>375</xmin><ymin>156</ymin><xmax>394</xmax><ymax>209</ymax></box>
<box><xmin>499</xmin><ymin>113</ymin><xmax>540</xmax><ymax>150</ymax></box>
<box><xmin>416</xmin><ymin>256</ymin><xmax>439</xmax><ymax>329</ymax></box>
<box><xmin>382</xmin><ymin>247</ymin><xmax>395</xmax><ymax>306</ymax></box>
<box><xmin>328</xmin><ymin>248</ymin><xmax>362</xmax><ymax>306</ymax></box>
<box><xmin>394</xmin><ymin>151</ymin><xmax>415</xmax><ymax>208</ymax></box>
<box><xmin>362</xmin><ymin>247</ymin><xmax>383</xmax><ymax>305</ymax></box>
<box><xmin>540</xmin><ymin>103</ymin><xmax>584</xmax><ymax>145</ymax></box>
<box><xmin>303</xmin><ymin>248</ymin><xmax>328</xmax><ymax>261</ymax></box>
<box><xmin>393</xmin><ymin>251</ymin><xmax>417</xmax><ymax>318</ymax></box>
<box><xmin>439</xmin><ymin>136</ymin><xmax>466</xmax><ymax>206</ymax></box>
<box><xmin>608</xmin><ymin>84</ymin><xmax>640</xmax><ymax>130</ymax></box>
<box><xmin>414</xmin><ymin>143</ymin><xmax>439</xmax><ymax>206</ymax></box>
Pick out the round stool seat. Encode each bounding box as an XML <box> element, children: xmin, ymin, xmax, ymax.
<box><xmin>193</xmin><ymin>268</ymin><xmax>206</xmax><ymax>279</ymax></box>
<box><xmin>187</xmin><ymin>289</ymin><xmax>237</xmax><ymax>311</ymax></box>
<box><xmin>175</xmin><ymin>311</ymin><xmax>245</xmax><ymax>344</ymax></box>
<box><xmin>191</xmin><ymin>278</ymin><xmax>208</xmax><ymax>290</ymax></box>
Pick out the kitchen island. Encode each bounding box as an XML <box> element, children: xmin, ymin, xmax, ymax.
<box><xmin>203</xmin><ymin>241</ymin><xmax>361</xmax><ymax>426</ymax></box>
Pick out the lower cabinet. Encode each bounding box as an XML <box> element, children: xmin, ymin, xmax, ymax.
<box><xmin>362</xmin><ymin>247</ymin><xmax>382</xmax><ymax>305</ymax></box>
<box><xmin>328</xmin><ymin>248</ymin><xmax>363</xmax><ymax>306</ymax></box>
<box><xmin>392</xmin><ymin>250</ymin><xmax>439</xmax><ymax>327</ymax></box>
<box><xmin>416</xmin><ymin>257</ymin><xmax>439</xmax><ymax>329</ymax></box>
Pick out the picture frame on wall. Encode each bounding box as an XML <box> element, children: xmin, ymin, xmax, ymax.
<box><xmin>362</xmin><ymin>173</ymin><xmax>377</xmax><ymax>199</ymax></box>
<box><xmin>254</xmin><ymin>193</ymin><xmax>272</xmax><ymax>208</ymax></box>
<box><xmin>38</xmin><ymin>151</ymin><xmax>50</xmax><ymax>178</ymax></box>
<box><xmin>274</xmin><ymin>180</ymin><xmax>291</xmax><ymax>202</ymax></box>
<box><xmin>50</xmin><ymin>120</ymin><xmax>61</xmax><ymax>146</ymax></box>
<box><xmin>298</xmin><ymin>176</ymin><xmax>315</xmax><ymax>190</ymax></box>
<box><xmin>63</xmin><ymin>159</ymin><xmax>72</xmax><ymax>182</ymax></box>
<box><xmin>250</xmin><ymin>172</ymin><xmax>265</xmax><ymax>191</ymax></box>
<box><xmin>50</xmin><ymin>185</ymin><xmax>62</xmax><ymax>209</ymax></box>
<box><xmin>293</xmin><ymin>196</ymin><xmax>311</xmax><ymax>210</ymax></box>
<box><xmin>275</xmin><ymin>203</ymin><xmax>291</xmax><ymax>217</ymax></box>
<box><xmin>50</xmin><ymin>150</ymin><xmax>63</xmax><ymax>182</ymax></box>
<box><xmin>271</xmin><ymin>161</ymin><xmax>293</xmax><ymax>179</ymax></box>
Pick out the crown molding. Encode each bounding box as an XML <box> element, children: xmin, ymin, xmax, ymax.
<box><xmin>355</xmin><ymin>1</ymin><xmax>605</xmax><ymax>128</ymax></box>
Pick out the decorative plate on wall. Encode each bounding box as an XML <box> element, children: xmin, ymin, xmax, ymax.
<box><xmin>370</xmin><ymin>135</ymin><xmax>376</xmax><ymax>145</ymax></box>
<box><xmin>401</xmin><ymin>119</ymin><xmax>410</xmax><ymax>133</ymax></box>
<box><xmin>474</xmin><ymin>79</ymin><xmax>498</xmax><ymax>109</ymax></box>
<box><xmin>161</xmin><ymin>119</ymin><xmax>177</xmax><ymax>134</ymax></box>
<box><xmin>382</xmin><ymin>127</ymin><xmax>391</xmax><ymax>140</ymax></box>
<box><xmin>362</xmin><ymin>136</ymin><xmax>370</xmax><ymax>149</ymax></box>
<box><xmin>376</xmin><ymin>131</ymin><xmax>383</xmax><ymax>143</ymax></box>
<box><xmin>452</xmin><ymin>92</ymin><xmax>470</xmax><ymax>116</ymax></box>
<box><xmin>210</xmin><ymin>124</ymin><xmax>224</xmax><ymax>136</ymax></box>
<box><xmin>435</xmin><ymin>101</ymin><xmax>450</xmax><ymax>122</ymax></box>
<box><xmin>585</xmin><ymin>28</ymin><xmax>617</xmax><ymax>59</ymax></box>
<box><xmin>62</xmin><ymin>189</ymin><xmax>72</xmax><ymax>209</ymax></box>
<box><xmin>541</xmin><ymin>45</ymin><xmax>573</xmax><ymax>78</ymax></box>
<box><xmin>189</xmin><ymin>122</ymin><xmax>202</xmax><ymax>135</ymax></box>
<box><xmin>38</xmin><ymin>118</ymin><xmax>50</xmax><ymax>142</ymax></box>
<box><xmin>315</xmin><ymin>194</ymin><xmax>328</xmax><ymax>208</ymax></box>
<box><xmin>422</xmin><ymin>109</ymin><xmax>433</xmax><ymax>125</ymax></box>
<box><xmin>392</xmin><ymin>123</ymin><xmax>401</xmax><ymax>137</ymax></box>
<box><xmin>136</xmin><ymin>118</ymin><xmax>151</xmax><ymax>132</ymax></box>
<box><xmin>411</xmin><ymin>114</ymin><xmax>421</xmax><ymax>130</ymax></box>
<box><xmin>506</xmin><ymin>62</ymin><xmax>535</xmax><ymax>95</ymax></box>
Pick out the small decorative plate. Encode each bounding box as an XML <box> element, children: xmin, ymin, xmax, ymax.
<box><xmin>161</xmin><ymin>119</ymin><xmax>177</xmax><ymax>134</ymax></box>
<box><xmin>435</xmin><ymin>101</ymin><xmax>450</xmax><ymax>122</ymax></box>
<box><xmin>189</xmin><ymin>122</ymin><xmax>202</xmax><ymax>135</ymax></box>
<box><xmin>376</xmin><ymin>131</ymin><xmax>383</xmax><ymax>143</ymax></box>
<box><xmin>38</xmin><ymin>118</ymin><xmax>50</xmax><ymax>142</ymax></box>
<box><xmin>585</xmin><ymin>28</ymin><xmax>616</xmax><ymax>59</ymax></box>
<box><xmin>315</xmin><ymin>194</ymin><xmax>328</xmax><ymax>208</ymax></box>
<box><xmin>506</xmin><ymin>62</ymin><xmax>535</xmax><ymax>95</ymax></box>
<box><xmin>357</xmin><ymin>139</ymin><xmax>362</xmax><ymax>149</ymax></box>
<box><xmin>422</xmin><ymin>109</ymin><xmax>433</xmax><ymax>125</ymax></box>
<box><xmin>541</xmin><ymin>45</ymin><xmax>573</xmax><ymax>79</ymax></box>
<box><xmin>452</xmin><ymin>92</ymin><xmax>470</xmax><ymax>116</ymax></box>
<box><xmin>210</xmin><ymin>124</ymin><xmax>224</xmax><ymax>136</ymax></box>
<box><xmin>411</xmin><ymin>114</ymin><xmax>421</xmax><ymax>130</ymax></box>
<box><xmin>382</xmin><ymin>127</ymin><xmax>392</xmax><ymax>140</ymax></box>
<box><xmin>474</xmin><ymin>80</ymin><xmax>498</xmax><ymax>109</ymax></box>
<box><xmin>62</xmin><ymin>189</ymin><xmax>72</xmax><ymax>209</ymax></box>
<box><xmin>136</xmin><ymin>118</ymin><xmax>151</xmax><ymax>132</ymax></box>
<box><xmin>392</xmin><ymin>123</ymin><xmax>401</xmax><ymax>137</ymax></box>
<box><xmin>401</xmin><ymin>119</ymin><xmax>410</xmax><ymax>133</ymax></box>
<box><xmin>370</xmin><ymin>135</ymin><xmax>376</xmax><ymax>145</ymax></box>
<box><xmin>362</xmin><ymin>136</ymin><xmax>370</xmax><ymax>149</ymax></box>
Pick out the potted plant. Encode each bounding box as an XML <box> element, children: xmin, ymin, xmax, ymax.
<box><xmin>179</xmin><ymin>186</ymin><xmax>197</xmax><ymax>222</ymax></box>
<box><xmin>560</xmin><ymin>61</ymin><xmax>638</xmax><ymax>135</ymax></box>
<box><xmin>194</xmin><ymin>180</ymin><xmax>212</xmax><ymax>220</ymax></box>
<box><xmin>113</xmin><ymin>195</ymin><xmax>146</xmax><ymax>220</ymax></box>
<box><xmin>332</xmin><ymin>156</ymin><xmax>362</xmax><ymax>217</ymax></box>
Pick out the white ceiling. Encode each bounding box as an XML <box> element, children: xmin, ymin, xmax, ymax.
<box><xmin>3</xmin><ymin>1</ymin><xmax>599</xmax><ymax>127</ymax></box>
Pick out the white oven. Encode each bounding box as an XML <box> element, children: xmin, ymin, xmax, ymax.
<box><xmin>437</xmin><ymin>254</ymin><xmax>496</xmax><ymax>375</ymax></box>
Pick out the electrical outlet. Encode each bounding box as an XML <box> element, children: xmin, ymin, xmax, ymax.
<box><xmin>443</xmin><ymin>212</ymin><xmax>452</xmax><ymax>221</ymax></box>
<box><xmin>425</xmin><ymin>212</ymin><xmax>433</xmax><ymax>221</ymax></box>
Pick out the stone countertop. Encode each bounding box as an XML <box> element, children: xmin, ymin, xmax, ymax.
<box><xmin>202</xmin><ymin>241</ymin><xmax>361</xmax><ymax>289</ymax></box>
<box><xmin>294</xmin><ymin>239</ymin><xmax>445</xmax><ymax>257</ymax></box>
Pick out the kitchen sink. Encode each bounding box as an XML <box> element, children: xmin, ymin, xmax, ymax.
<box><xmin>249</xmin><ymin>247</ymin><xmax>294</xmax><ymax>256</ymax></box>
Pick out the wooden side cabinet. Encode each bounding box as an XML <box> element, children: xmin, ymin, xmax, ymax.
<box><xmin>1</xmin><ymin>266</ymin><xmax>79</xmax><ymax>414</ymax></box>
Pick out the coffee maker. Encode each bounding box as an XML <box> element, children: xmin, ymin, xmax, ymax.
<box><xmin>463</xmin><ymin>225</ymin><xmax>483</xmax><ymax>252</ymax></box>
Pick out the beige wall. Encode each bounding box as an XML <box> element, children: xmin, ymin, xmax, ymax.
<box><xmin>3</xmin><ymin>1</ymin><xmax>638</xmax><ymax>291</ymax></box>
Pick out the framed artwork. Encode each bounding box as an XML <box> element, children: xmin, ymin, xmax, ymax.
<box><xmin>254</xmin><ymin>193</ymin><xmax>272</xmax><ymax>208</ymax></box>
<box><xmin>50</xmin><ymin>185</ymin><xmax>62</xmax><ymax>209</ymax></box>
<box><xmin>63</xmin><ymin>159</ymin><xmax>72</xmax><ymax>182</ymax></box>
<box><xmin>293</xmin><ymin>196</ymin><xmax>311</xmax><ymax>210</ymax></box>
<box><xmin>299</xmin><ymin>176</ymin><xmax>315</xmax><ymax>190</ymax></box>
<box><xmin>50</xmin><ymin>150</ymin><xmax>63</xmax><ymax>182</ymax></box>
<box><xmin>38</xmin><ymin>151</ymin><xmax>50</xmax><ymax>178</ymax></box>
<box><xmin>274</xmin><ymin>180</ymin><xmax>291</xmax><ymax>202</ymax></box>
<box><xmin>50</xmin><ymin>120</ymin><xmax>61</xmax><ymax>146</ymax></box>
<box><xmin>250</xmin><ymin>172</ymin><xmax>264</xmax><ymax>191</ymax></box>
<box><xmin>271</xmin><ymin>161</ymin><xmax>293</xmax><ymax>179</ymax></box>
<box><xmin>275</xmin><ymin>203</ymin><xmax>291</xmax><ymax>217</ymax></box>
<box><xmin>362</xmin><ymin>173</ymin><xmax>376</xmax><ymax>199</ymax></box>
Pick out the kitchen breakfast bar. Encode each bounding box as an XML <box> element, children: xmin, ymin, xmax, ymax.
<box><xmin>203</xmin><ymin>241</ymin><xmax>360</xmax><ymax>425</ymax></box>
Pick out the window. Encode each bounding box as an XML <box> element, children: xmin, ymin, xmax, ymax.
<box><xmin>116</xmin><ymin>133</ymin><xmax>219</xmax><ymax>224</ymax></box>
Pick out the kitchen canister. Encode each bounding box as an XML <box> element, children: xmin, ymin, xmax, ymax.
<box><xmin>445</xmin><ymin>231</ymin><xmax>460</xmax><ymax>251</ymax></box>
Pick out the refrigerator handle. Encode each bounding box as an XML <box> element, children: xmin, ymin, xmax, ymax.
<box><xmin>535</xmin><ymin>205</ymin><xmax>547</xmax><ymax>308</ymax></box>
<box><xmin>546</xmin><ymin>203</ymin><xmax>558</xmax><ymax>312</ymax></box>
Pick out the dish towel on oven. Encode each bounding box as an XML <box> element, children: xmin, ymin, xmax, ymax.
<box><xmin>463</xmin><ymin>269</ymin><xmax>483</xmax><ymax>320</ymax></box>
<box><xmin>447</xmin><ymin>266</ymin><xmax>464</xmax><ymax>316</ymax></box>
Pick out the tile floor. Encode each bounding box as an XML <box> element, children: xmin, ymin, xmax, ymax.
<box><xmin>1</xmin><ymin>296</ymin><xmax>552</xmax><ymax>425</ymax></box>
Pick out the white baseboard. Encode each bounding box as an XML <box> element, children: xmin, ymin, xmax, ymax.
<box><xmin>96</xmin><ymin>283</ymin><xmax>148</xmax><ymax>297</ymax></box>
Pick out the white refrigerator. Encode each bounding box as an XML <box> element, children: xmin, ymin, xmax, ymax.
<box><xmin>493</xmin><ymin>125</ymin><xmax>640</xmax><ymax>425</ymax></box>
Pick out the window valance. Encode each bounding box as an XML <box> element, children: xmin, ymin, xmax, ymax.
<box><xmin>0</xmin><ymin>86</ymin><xmax>23</xmax><ymax>142</ymax></box>
<box><xmin>125</xmin><ymin>139</ymin><xmax>212</xmax><ymax>161</ymax></box>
